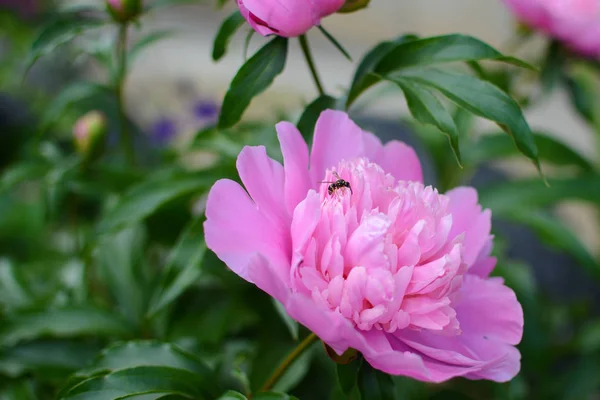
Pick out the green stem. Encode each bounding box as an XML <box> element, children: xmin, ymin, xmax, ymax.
<box><xmin>260</xmin><ymin>333</ymin><xmax>318</xmax><ymax>392</ymax></box>
<box><xmin>299</xmin><ymin>35</ymin><xmax>325</xmax><ymax>96</ymax></box>
<box><xmin>115</xmin><ymin>23</ymin><xmax>135</xmax><ymax>166</ymax></box>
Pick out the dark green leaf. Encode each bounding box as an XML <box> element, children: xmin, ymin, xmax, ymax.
<box><xmin>463</xmin><ymin>132</ymin><xmax>593</xmax><ymax>171</ymax></box>
<box><xmin>500</xmin><ymin>210</ymin><xmax>600</xmax><ymax>280</ymax></box>
<box><xmin>540</xmin><ymin>41</ymin><xmax>564</xmax><ymax>94</ymax></box>
<box><xmin>0</xmin><ymin>162</ymin><xmax>49</xmax><ymax>192</ymax></box>
<box><xmin>95</xmin><ymin>225</ymin><xmax>149</xmax><ymax>325</ymax></box>
<box><xmin>0</xmin><ymin>380</ymin><xmax>37</xmax><ymax>400</ymax></box>
<box><xmin>296</xmin><ymin>94</ymin><xmax>337</xmax><ymax>143</ymax></box>
<box><xmin>394</xmin><ymin>78</ymin><xmax>461</xmax><ymax>165</ymax></box>
<box><xmin>76</xmin><ymin>340</ymin><xmax>215</xmax><ymax>380</ymax></box>
<box><xmin>358</xmin><ymin>363</ymin><xmax>394</xmax><ymax>400</ymax></box>
<box><xmin>147</xmin><ymin>218</ymin><xmax>207</xmax><ymax>317</ymax></box>
<box><xmin>317</xmin><ymin>25</ymin><xmax>352</xmax><ymax>61</ymax></box>
<box><xmin>347</xmin><ymin>34</ymin><xmax>535</xmax><ymax>108</ymax></box>
<box><xmin>213</xmin><ymin>11</ymin><xmax>245</xmax><ymax>61</ymax></box>
<box><xmin>25</xmin><ymin>11</ymin><xmax>105</xmax><ymax>75</ymax></box>
<box><xmin>271</xmin><ymin>299</ymin><xmax>298</xmax><ymax>341</ymax></box>
<box><xmin>479</xmin><ymin>175</ymin><xmax>600</xmax><ymax>213</ymax></box>
<box><xmin>346</xmin><ymin>34</ymin><xmax>418</xmax><ymax>108</ymax></box>
<box><xmin>218</xmin><ymin>37</ymin><xmax>288</xmax><ymax>129</ymax></box>
<box><xmin>577</xmin><ymin>320</ymin><xmax>600</xmax><ymax>353</ymax></box>
<box><xmin>375</xmin><ymin>34</ymin><xmax>535</xmax><ymax>75</ymax></box>
<box><xmin>336</xmin><ymin>358</ymin><xmax>362</xmax><ymax>396</ymax></box>
<box><xmin>217</xmin><ymin>391</ymin><xmax>247</xmax><ymax>400</ymax></box>
<box><xmin>61</xmin><ymin>366</ymin><xmax>214</xmax><ymax>400</ymax></box>
<box><xmin>0</xmin><ymin>339</ymin><xmax>102</xmax><ymax>379</ymax></box>
<box><xmin>0</xmin><ymin>307</ymin><xmax>134</xmax><ymax>346</ymax></box>
<box><xmin>393</xmin><ymin>68</ymin><xmax>541</xmax><ymax>174</ymax></box>
<box><xmin>564</xmin><ymin>69</ymin><xmax>598</xmax><ymax>125</ymax></box>
<box><xmin>98</xmin><ymin>171</ymin><xmax>211</xmax><ymax>233</ymax></box>
<box><xmin>254</xmin><ymin>393</ymin><xmax>299</xmax><ymax>400</ymax></box>
<box><xmin>39</xmin><ymin>82</ymin><xmax>112</xmax><ymax>135</ymax></box>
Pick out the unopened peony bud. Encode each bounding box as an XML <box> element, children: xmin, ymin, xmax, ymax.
<box><xmin>73</xmin><ymin>111</ymin><xmax>107</xmax><ymax>156</ymax></box>
<box><xmin>338</xmin><ymin>0</ymin><xmax>370</xmax><ymax>13</ymax></box>
<box><xmin>106</xmin><ymin>0</ymin><xmax>142</xmax><ymax>22</ymax></box>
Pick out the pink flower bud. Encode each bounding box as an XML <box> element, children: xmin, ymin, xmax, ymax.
<box><xmin>106</xmin><ymin>0</ymin><xmax>142</xmax><ymax>22</ymax></box>
<box><xmin>236</xmin><ymin>0</ymin><xmax>345</xmax><ymax>37</ymax></box>
<box><xmin>503</xmin><ymin>0</ymin><xmax>600</xmax><ymax>57</ymax></box>
<box><xmin>73</xmin><ymin>111</ymin><xmax>107</xmax><ymax>155</ymax></box>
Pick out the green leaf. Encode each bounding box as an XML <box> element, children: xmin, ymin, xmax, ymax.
<box><xmin>463</xmin><ymin>132</ymin><xmax>594</xmax><ymax>171</ymax></box>
<box><xmin>254</xmin><ymin>393</ymin><xmax>299</xmax><ymax>400</ymax></box>
<box><xmin>0</xmin><ymin>307</ymin><xmax>134</xmax><ymax>346</ymax></box>
<box><xmin>375</xmin><ymin>34</ymin><xmax>535</xmax><ymax>75</ymax></box>
<box><xmin>394</xmin><ymin>78</ymin><xmax>461</xmax><ymax>165</ymax></box>
<box><xmin>500</xmin><ymin>210</ymin><xmax>600</xmax><ymax>280</ymax></box>
<box><xmin>271</xmin><ymin>299</ymin><xmax>298</xmax><ymax>341</ymax></box>
<box><xmin>98</xmin><ymin>171</ymin><xmax>211</xmax><ymax>233</ymax></box>
<box><xmin>0</xmin><ymin>259</ymin><xmax>32</xmax><ymax>310</ymax></box>
<box><xmin>577</xmin><ymin>320</ymin><xmax>600</xmax><ymax>353</ymax></box>
<box><xmin>39</xmin><ymin>82</ymin><xmax>113</xmax><ymax>135</ymax></box>
<box><xmin>296</xmin><ymin>94</ymin><xmax>337</xmax><ymax>143</ymax></box>
<box><xmin>0</xmin><ymin>339</ymin><xmax>102</xmax><ymax>379</ymax></box>
<box><xmin>75</xmin><ymin>340</ymin><xmax>215</xmax><ymax>379</ymax></box>
<box><xmin>95</xmin><ymin>225</ymin><xmax>149</xmax><ymax>325</ymax></box>
<box><xmin>564</xmin><ymin>67</ymin><xmax>598</xmax><ymax>126</ymax></box>
<box><xmin>346</xmin><ymin>34</ymin><xmax>418</xmax><ymax>108</ymax></box>
<box><xmin>60</xmin><ymin>366</ymin><xmax>215</xmax><ymax>400</ymax></box>
<box><xmin>392</xmin><ymin>68</ymin><xmax>541</xmax><ymax>174</ymax></box>
<box><xmin>479</xmin><ymin>175</ymin><xmax>600</xmax><ymax>213</ymax></box>
<box><xmin>145</xmin><ymin>0</ymin><xmax>200</xmax><ymax>11</ymax></box>
<box><xmin>336</xmin><ymin>358</ymin><xmax>362</xmax><ymax>396</ymax></box>
<box><xmin>25</xmin><ymin>10</ymin><xmax>105</xmax><ymax>75</ymax></box>
<box><xmin>217</xmin><ymin>391</ymin><xmax>247</xmax><ymax>400</ymax></box>
<box><xmin>540</xmin><ymin>41</ymin><xmax>564</xmax><ymax>94</ymax></box>
<box><xmin>147</xmin><ymin>218</ymin><xmax>207</xmax><ymax>317</ymax></box>
<box><xmin>358</xmin><ymin>363</ymin><xmax>394</xmax><ymax>400</ymax></box>
<box><xmin>218</xmin><ymin>37</ymin><xmax>288</xmax><ymax>129</ymax></box>
<box><xmin>347</xmin><ymin>34</ymin><xmax>535</xmax><ymax>108</ymax></box>
<box><xmin>213</xmin><ymin>11</ymin><xmax>245</xmax><ymax>61</ymax></box>
<box><xmin>0</xmin><ymin>162</ymin><xmax>49</xmax><ymax>192</ymax></box>
<box><xmin>317</xmin><ymin>25</ymin><xmax>352</xmax><ymax>61</ymax></box>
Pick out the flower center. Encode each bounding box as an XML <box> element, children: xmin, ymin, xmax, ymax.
<box><xmin>290</xmin><ymin>158</ymin><xmax>466</xmax><ymax>335</ymax></box>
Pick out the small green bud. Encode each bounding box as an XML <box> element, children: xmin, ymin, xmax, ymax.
<box><xmin>106</xmin><ymin>0</ymin><xmax>142</xmax><ymax>22</ymax></box>
<box><xmin>73</xmin><ymin>111</ymin><xmax>107</xmax><ymax>157</ymax></box>
<box><xmin>338</xmin><ymin>0</ymin><xmax>371</xmax><ymax>14</ymax></box>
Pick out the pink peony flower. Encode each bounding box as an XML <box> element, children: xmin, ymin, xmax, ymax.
<box><xmin>236</xmin><ymin>0</ymin><xmax>345</xmax><ymax>37</ymax></box>
<box><xmin>503</xmin><ymin>0</ymin><xmax>600</xmax><ymax>57</ymax></box>
<box><xmin>204</xmin><ymin>110</ymin><xmax>523</xmax><ymax>382</ymax></box>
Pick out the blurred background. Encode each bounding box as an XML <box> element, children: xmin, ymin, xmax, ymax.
<box><xmin>2</xmin><ymin>0</ymin><xmax>600</xmax><ymax>399</ymax></box>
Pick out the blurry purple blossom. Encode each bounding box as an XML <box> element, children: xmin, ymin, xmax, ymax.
<box><xmin>192</xmin><ymin>100</ymin><xmax>219</xmax><ymax>122</ymax></box>
<box><xmin>150</xmin><ymin>117</ymin><xmax>177</xmax><ymax>145</ymax></box>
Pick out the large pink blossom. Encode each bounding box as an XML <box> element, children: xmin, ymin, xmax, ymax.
<box><xmin>503</xmin><ymin>0</ymin><xmax>600</xmax><ymax>57</ymax></box>
<box><xmin>236</xmin><ymin>0</ymin><xmax>345</xmax><ymax>37</ymax></box>
<box><xmin>204</xmin><ymin>110</ymin><xmax>523</xmax><ymax>382</ymax></box>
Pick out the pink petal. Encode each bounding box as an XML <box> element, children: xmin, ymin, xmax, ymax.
<box><xmin>204</xmin><ymin>179</ymin><xmax>289</xmax><ymax>281</ymax></box>
<box><xmin>240</xmin><ymin>0</ymin><xmax>317</xmax><ymax>37</ymax></box>
<box><xmin>309</xmin><ymin>110</ymin><xmax>366</xmax><ymax>183</ymax></box>
<box><xmin>276</xmin><ymin>121</ymin><xmax>311</xmax><ymax>214</ymax></box>
<box><xmin>285</xmin><ymin>293</ymin><xmax>351</xmax><ymax>354</ymax></box>
<box><xmin>445</xmin><ymin>187</ymin><xmax>491</xmax><ymax>268</ymax></box>
<box><xmin>246</xmin><ymin>253</ymin><xmax>290</xmax><ymax>303</ymax></box>
<box><xmin>236</xmin><ymin>146</ymin><xmax>290</xmax><ymax>231</ymax></box>
<box><xmin>455</xmin><ymin>274</ymin><xmax>524</xmax><ymax>346</ymax></box>
<box><xmin>374</xmin><ymin>141</ymin><xmax>423</xmax><ymax>183</ymax></box>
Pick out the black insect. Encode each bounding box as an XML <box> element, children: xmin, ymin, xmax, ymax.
<box><xmin>321</xmin><ymin>172</ymin><xmax>353</xmax><ymax>196</ymax></box>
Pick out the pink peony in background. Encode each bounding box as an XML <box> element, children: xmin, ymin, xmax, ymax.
<box><xmin>503</xmin><ymin>0</ymin><xmax>600</xmax><ymax>57</ymax></box>
<box><xmin>204</xmin><ymin>110</ymin><xmax>523</xmax><ymax>382</ymax></box>
<box><xmin>236</xmin><ymin>0</ymin><xmax>345</xmax><ymax>37</ymax></box>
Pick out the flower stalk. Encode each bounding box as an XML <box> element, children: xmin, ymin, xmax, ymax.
<box><xmin>299</xmin><ymin>35</ymin><xmax>325</xmax><ymax>96</ymax></box>
<box><xmin>261</xmin><ymin>333</ymin><xmax>318</xmax><ymax>392</ymax></box>
<box><xmin>115</xmin><ymin>23</ymin><xmax>135</xmax><ymax>166</ymax></box>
